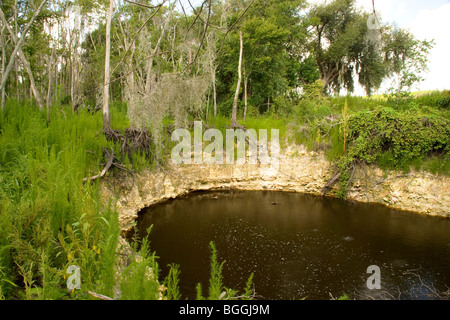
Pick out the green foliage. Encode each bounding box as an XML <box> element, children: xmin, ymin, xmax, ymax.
<box><xmin>119</xmin><ymin>235</ymin><xmax>161</xmax><ymax>300</ymax></box>
<box><xmin>195</xmin><ymin>242</ymin><xmax>254</xmax><ymax>301</ymax></box>
<box><xmin>307</xmin><ymin>0</ymin><xmax>433</xmax><ymax>96</ymax></box>
<box><xmin>414</xmin><ymin>90</ymin><xmax>450</xmax><ymax>111</ymax></box>
<box><xmin>207</xmin><ymin>241</ymin><xmax>225</xmax><ymax>300</ymax></box>
<box><xmin>0</xmin><ymin>102</ymin><xmax>170</xmax><ymax>300</ymax></box>
<box><xmin>346</xmin><ymin>107</ymin><xmax>449</xmax><ymax>170</ymax></box>
<box><xmin>164</xmin><ymin>264</ymin><xmax>181</xmax><ymax>300</ymax></box>
<box><xmin>216</xmin><ymin>0</ymin><xmax>307</xmax><ymax>115</ymax></box>
<box><xmin>288</xmin><ymin>92</ymin><xmax>450</xmax><ymax>197</ymax></box>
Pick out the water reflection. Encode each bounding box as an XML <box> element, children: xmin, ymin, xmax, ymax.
<box><xmin>133</xmin><ymin>190</ymin><xmax>450</xmax><ymax>300</ymax></box>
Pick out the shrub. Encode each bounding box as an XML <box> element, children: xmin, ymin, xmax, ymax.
<box><xmin>346</xmin><ymin>107</ymin><xmax>449</xmax><ymax>170</ymax></box>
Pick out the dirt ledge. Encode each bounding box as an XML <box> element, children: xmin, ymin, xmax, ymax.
<box><xmin>100</xmin><ymin>144</ymin><xmax>450</xmax><ymax>233</ymax></box>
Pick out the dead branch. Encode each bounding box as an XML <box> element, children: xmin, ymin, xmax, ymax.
<box><xmin>216</xmin><ymin>0</ymin><xmax>256</xmax><ymax>57</ymax></box>
<box><xmin>83</xmin><ymin>149</ymin><xmax>114</xmax><ymax>182</ymax></box>
<box><xmin>110</xmin><ymin>0</ymin><xmax>169</xmax><ymax>77</ymax></box>
<box><xmin>186</xmin><ymin>0</ymin><xmax>211</xmax><ymax>68</ymax></box>
<box><xmin>0</xmin><ymin>0</ymin><xmax>48</xmax><ymax>93</ymax></box>
<box><xmin>404</xmin><ymin>269</ymin><xmax>450</xmax><ymax>300</ymax></box>
<box><xmin>88</xmin><ymin>291</ymin><xmax>114</xmax><ymax>300</ymax></box>
<box><xmin>322</xmin><ymin>172</ymin><xmax>341</xmax><ymax>195</ymax></box>
<box><xmin>123</xmin><ymin>0</ymin><xmax>166</xmax><ymax>9</ymax></box>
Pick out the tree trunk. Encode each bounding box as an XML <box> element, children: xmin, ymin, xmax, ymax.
<box><xmin>0</xmin><ymin>28</ymin><xmax>6</xmax><ymax>109</ymax></box>
<box><xmin>103</xmin><ymin>0</ymin><xmax>114</xmax><ymax>134</ymax></box>
<box><xmin>206</xmin><ymin>88</ymin><xmax>210</xmax><ymax>120</ymax></box>
<box><xmin>46</xmin><ymin>47</ymin><xmax>55</xmax><ymax>123</ymax></box>
<box><xmin>145</xmin><ymin>3</ymin><xmax>174</xmax><ymax>95</ymax></box>
<box><xmin>243</xmin><ymin>72</ymin><xmax>248</xmax><ymax>122</ymax></box>
<box><xmin>18</xmin><ymin>48</ymin><xmax>44</xmax><ymax>110</ymax></box>
<box><xmin>231</xmin><ymin>31</ymin><xmax>243</xmax><ymax>127</ymax></box>
<box><xmin>213</xmin><ymin>71</ymin><xmax>217</xmax><ymax>118</ymax></box>
<box><xmin>0</xmin><ymin>0</ymin><xmax>48</xmax><ymax>96</ymax></box>
<box><xmin>14</xmin><ymin>0</ymin><xmax>19</xmax><ymax>102</ymax></box>
<box><xmin>144</xmin><ymin>41</ymin><xmax>153</xmax><ymax>95</ymax></box>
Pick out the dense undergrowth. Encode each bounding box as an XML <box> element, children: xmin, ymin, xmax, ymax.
<box><xmin>0</xmin><ymin>89</ymin><xmax>448</xmax><ymax>299</ymax></box>
<box><xmin>210</xmin><ymin>88</ymin><xmax>449</xmax><ymax>197</ymax></box>
<box><xmin>0</xmin><ymin>101</ymin><xmax>251</xmax><ymax>300</ymax></box>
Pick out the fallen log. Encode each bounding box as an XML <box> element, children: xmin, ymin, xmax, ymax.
<box><xmin>321</xmin><ymin>172</ymin><xmax>341</xmax><ymax>196</ymax></box>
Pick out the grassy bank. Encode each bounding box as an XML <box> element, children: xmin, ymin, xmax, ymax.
<box><xmin>0</xmin><ymin>101</ymin><xmax>254</xmax><ymax>300</ymax></box>
<box><xmin>0</xmin><ymin>100</ymin><xmax>129</xmax><ymax>299</ymax></box>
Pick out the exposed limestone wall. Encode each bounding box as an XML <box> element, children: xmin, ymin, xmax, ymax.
<box><xmin>100</xmin><ymin>144</ymin><xmax>450</xmax><ymax>232</ymax></box>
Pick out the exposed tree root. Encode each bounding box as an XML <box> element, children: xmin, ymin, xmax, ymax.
<box><xmin>104</xmin><ymin>127</ymin><xmax>154</xmax><ymax>163</ymax></box>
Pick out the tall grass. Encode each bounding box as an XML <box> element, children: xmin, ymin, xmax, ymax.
<box><xmin>0</xmin><ymin>101</ymin><xmax>257</xmax><ymax>300</ymax></box>
<box><xmin>0</xmin><ymin>101</ymin><xmax>174</xmax><ymax>299</ymax></box>
<box><xmin>0</xmin><ymin>101</ymin><xmax>122</xmax><ymax>299</ymax></box>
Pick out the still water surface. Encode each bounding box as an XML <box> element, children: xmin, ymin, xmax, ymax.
<box><xmin>134</xmin><ymin>190</ymin><xmax>450</xmax><ymax>300</ymax></box>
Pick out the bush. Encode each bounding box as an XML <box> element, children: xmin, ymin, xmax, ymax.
<box><xmin>345</xmin><ymin>107</ymin><xmax>450</xmax><ymax>171</ymax></box>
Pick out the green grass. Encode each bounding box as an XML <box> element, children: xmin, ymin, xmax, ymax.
<box><xmin>0</xmin><ymin>100</ymin><xmax>257</xmax><ymax>300</ymax></box>
<box><xmin>0</xmin><ymin>101</ymin><xmax>177</xmax><ymax>300</ymax></box>
<box><xmin>0</xmin><ymin>100</ymin><xmax>118</xmax><ymax>299</ymax></box>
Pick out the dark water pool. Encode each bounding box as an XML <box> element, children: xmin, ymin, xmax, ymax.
<box><xmin>132</xmin><ymin>190</ymin><xmax>450</xmax><ymax>300</ymax></box>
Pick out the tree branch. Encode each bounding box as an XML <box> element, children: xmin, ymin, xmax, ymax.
<box><xmin>0</xmin><ymin>0</ymin><xmax>48</xmax><ymax>93</ymax></box>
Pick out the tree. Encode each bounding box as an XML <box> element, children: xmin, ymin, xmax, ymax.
<box><xmin>231</xmin><ymin>30</ymin><xmax>242</xmax><ymax>127</ymax></box>
<box><xmin>0</xmin><ymin>0</ymin><xmax>48</xmax><ymax>107</ymax></box>
<box><xmin>307</xmin><ymin>0</ymin><xmax>433</xmax><ymax>96</ymax></box>
<box><xmin>0</xmin><ymin>10</ymin><xmax>44</xmax><ymax>110</ymax></box>
<box><xmin>307</xmin><ymin>0</ymin><xmax>366</xmax><ymax>94</ymax></box>
<box><xmin>383</xmin><ymin>27</ymin><xmax>433</xmax><ymax>94</ymax></box>
<box><xmin>102</xmin><ymin>0</ymin><xmax>114</xmax><ymax>134</ymax></box>
<box><xmin>216</xmin><ymin>0</ymin><xmax>306</xmax><ymax>115</ymax></box>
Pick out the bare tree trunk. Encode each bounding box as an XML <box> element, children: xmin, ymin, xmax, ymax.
<box><xmin>71</xmin><ymin>27</ymin><xmax>82</xmax><ymax>112</ymax></box>
<box><xmin>0</xmin><ymin>0</ymin><xmax>48</xmax><ymax>95</ymax></box>
<box><xmin>1</xmin><ymin>19</ymin><xmax>45</xmax><ymax>110</ymax></box>
<box><xmin>46</xmin><ymin>46</ymin><xmax>55</xmax><ymax>123</ymax></box>
<box><xmin>0</xmin><ymin>26</ymin><xmax>6</xmax><ymax>109</ymax></box>
<box><xmin>231</xmin><ymin>31</ymin><xmax>243</xmax><ymax>127</ymax></box>
<box><xmin>17</xmin><ymin>50</ymin><xmax>44</xmax><ymax>109</ymax></box>
<box><xmin>206</xmin><ymin>88</ymin><xmax>210</xmax><ymax>120</ymax></box>
<box><xmin>103</xmin><ymin>0</ymin><xmax>114</xmax><ymax>134</ymax></box>
<box><xmin>14</xmin><ymin>0</ymin><xmax>19</xmax><ymax>102</ymax></box>
<box><xmin>144</xmin><ymin>41</ymin><xmax>153</xmax><ymax>94</ymax></box>
<box><xmin>171</xmin><ymin>24</ymin><xmax>176</xmax><ymax>70</ymax></box>
<box><xmin>144</xmin><ymin>3</ymin><xmax>174</xmax><ymax>95</ymax></box>
<box><xmin>205</xmin><ymin>33</ymin><xmax>218</xmax><ymax>118</ymax></box>
<box><xmin>213</xmin><ymin>70</ymin><xmax>217</xmax><ymax>118</ymax></box>
<box><xmin>243</xmin><ymin>75</ymin><xmax>249</xmax><ymax>122</ymax></box>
